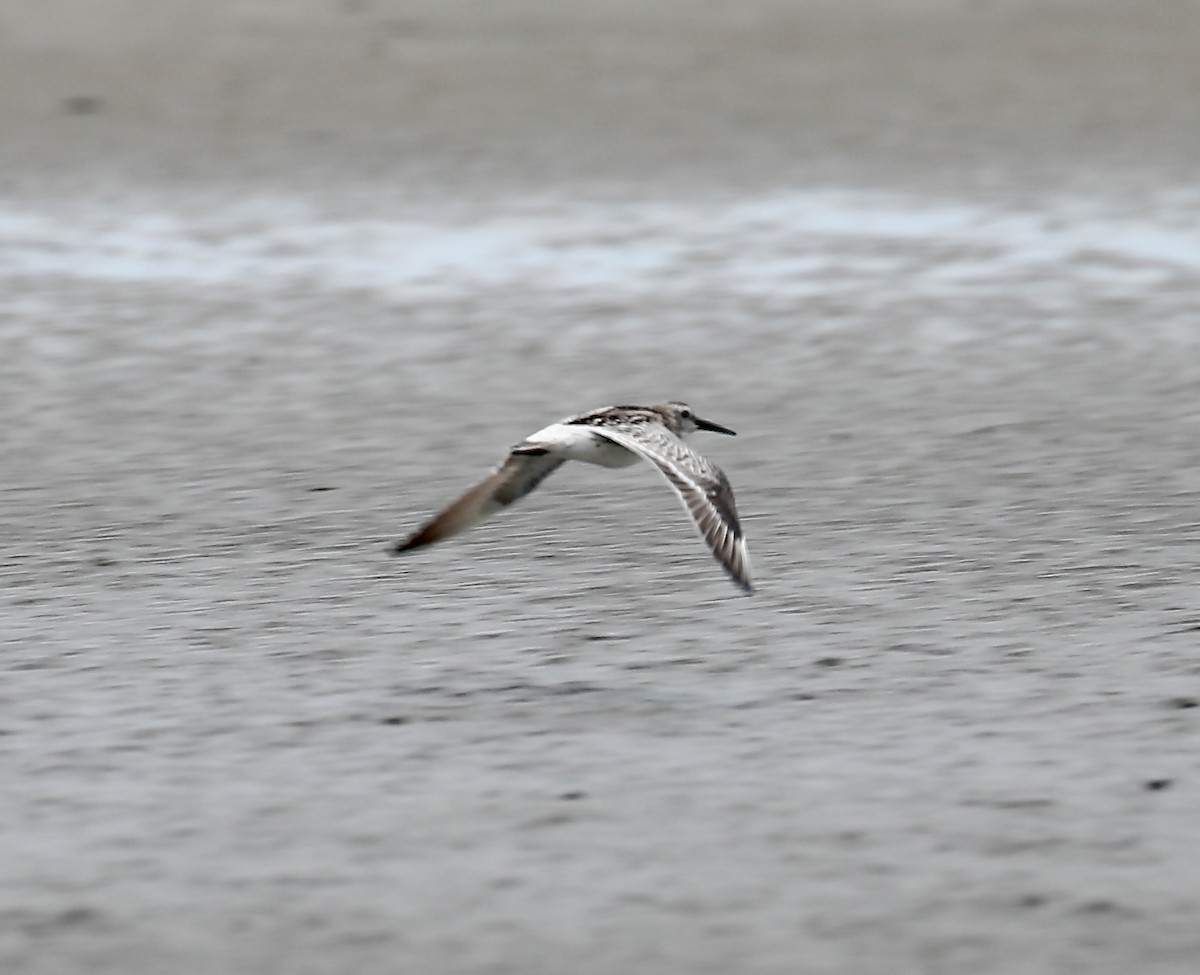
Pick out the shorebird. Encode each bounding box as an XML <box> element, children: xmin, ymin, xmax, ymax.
<box><xmin>391</xmin><ymin>402</ymin><xmax>753</xmax><ymax>592</ymax></box>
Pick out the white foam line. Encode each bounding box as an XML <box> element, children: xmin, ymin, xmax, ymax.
<box><xmin>1</xmin><ymin>191</ymin><xmax>1198</xmax><ymax>299</ymax></box>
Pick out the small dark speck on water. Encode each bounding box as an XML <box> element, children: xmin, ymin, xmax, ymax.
<box><xmin>380</xmin><ymin>716</ymin><xmax>409</xmax><ymax>726</ymax></box>
<box><xmin>63</xmin><ymin>95</ymin><xmax>104</xmax><ymax>115</ymax></box>
<box><xmin>1166</xmin><ymin>696</ymin><xmax>1198</xmax><ymax>709</ymax></box>
<box><xmin>1076</xmin><ymin>899</ymin><xmax>1128</xmax><ymax>916</ymax></box>
<box><xmin>815</xmin><ymin>656</ymin><xmax>844</xmax><ymax>668</ymax></box>
<box><xmin>58</xmin><ymin>907</ymin><xmax>100</xmax><ymax>925</ymax></box>
<box><xmin>559</xmin><ymin>791</ymin><xmax>587</xmax><ymax>801</ymax></box>
<box><xmin>1143</xmin><ymin>778</ymin><xmax>1173</xmax><ymax>792</ymax></box>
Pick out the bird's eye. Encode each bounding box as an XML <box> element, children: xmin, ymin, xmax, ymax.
<box><xmin>681</xmin><ymin>409</ymin><xmax>692</xmax><ymax>418</ymax></box>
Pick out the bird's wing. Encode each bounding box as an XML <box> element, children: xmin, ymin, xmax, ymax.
<box><xmin>588</xmin><ymin>424</ymin><xmax>753</xmax><ymax>592</ymax></box>
<box><xmin>392</xmin><ymin>447</ymin><xmax>564</xmax><ymax>553</ymax></box>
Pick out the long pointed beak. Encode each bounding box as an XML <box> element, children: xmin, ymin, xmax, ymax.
<box><xmin>695</xmin><ymin>416</ymin><xmax>737</xmax><ymax>436</ymax></box>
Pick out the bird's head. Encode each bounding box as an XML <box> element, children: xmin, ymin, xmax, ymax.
<box><xmin>657</xmin><ymin>402</ymin><xmax>737</xmax><ymax>438</ymax></box>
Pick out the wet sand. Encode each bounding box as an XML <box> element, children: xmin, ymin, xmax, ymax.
<box><xmin>2</xmin><ymin>2</ymin><xmax>1200</xmax><ymax>973</ymax></box>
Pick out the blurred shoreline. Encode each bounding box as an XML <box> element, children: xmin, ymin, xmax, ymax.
<box><xmin>2</xmin><ymin>0</ymin><xmax>1198</xmax><ymax>200</ymax></box>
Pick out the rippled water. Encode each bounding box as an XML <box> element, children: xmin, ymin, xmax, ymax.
<box><xmin>3</xmin><ymin>184</ymin><xmax>1199</xmax><ymax>975</ymax></box>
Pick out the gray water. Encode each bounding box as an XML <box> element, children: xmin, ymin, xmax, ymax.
<box><xmin>3</xmin><ymin>183</ymin><xmax>1199</xmax><ymax>974</ymax></box>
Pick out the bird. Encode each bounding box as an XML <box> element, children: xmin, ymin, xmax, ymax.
<box><xmin>390</xmin><ymin>402</ymin><xmax>753</xmax><ymax>592</ymax></box>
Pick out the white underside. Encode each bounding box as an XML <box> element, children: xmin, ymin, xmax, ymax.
<box><xmin>525</xmin><ymin>423</ymin><xmax>640</xmax><ymax>468</ymax></box>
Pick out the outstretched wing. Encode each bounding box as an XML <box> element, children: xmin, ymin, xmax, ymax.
<box><xmin>391</xmin><ymin>447</ymin><xmax>564</xmax><ymax>553</ymax></box>
<box><xmin>588</xmin><ymin>425</ymin><xmax>753</xmax><ymax>592</ymax></box>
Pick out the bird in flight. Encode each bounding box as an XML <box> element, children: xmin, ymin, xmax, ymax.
<box><xmin>391</xmin><ymin>402</ymin><xmax>753</xmax><ymax>592</ymax></box>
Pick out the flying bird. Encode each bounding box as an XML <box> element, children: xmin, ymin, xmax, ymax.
<box><xmin>391</xmin><ymin>402</ymin><xmax>753</xmax><ymax>592</ymax></box>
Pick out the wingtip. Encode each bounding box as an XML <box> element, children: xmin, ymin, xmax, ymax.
<box><xmin>728</xmin><ymin>554</ymin><xmax>754</xmax><ymax>594</ymax></box>
<box><xmin>390</xmin><ymin>520</ymin><xmax>445</xmax><ymax>554</ymax></box>
<box><xmin>716</xmin><ymin>554</ymin><xmax>754</xmax><ymax>594</ymax></box>
<box><xmin>731</xmin><ymin>572</ymin><xmax>754</xmax><ymax>595</ymax></box>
